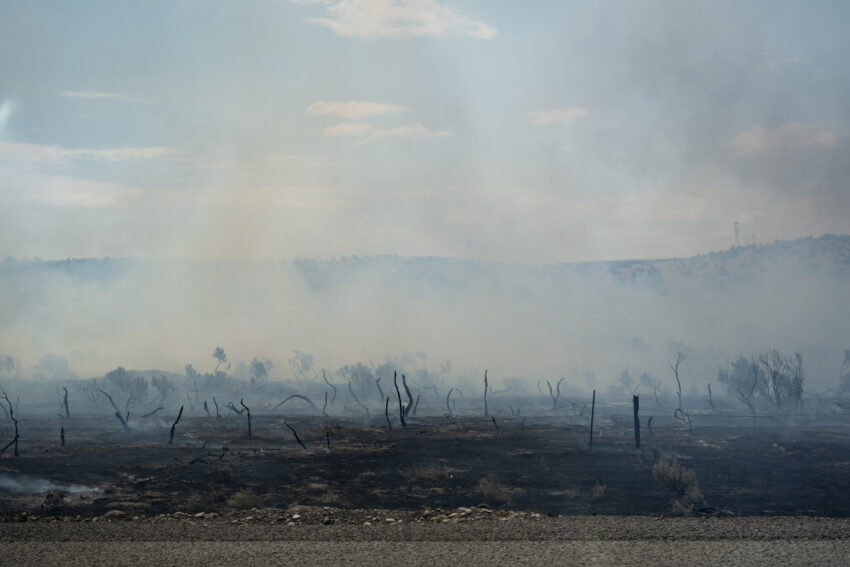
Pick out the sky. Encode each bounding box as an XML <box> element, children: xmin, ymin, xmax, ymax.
<box><xmin>1</xmin><ymin>0</ymin><xmax>849</xmax><ymax>264</ymax></box>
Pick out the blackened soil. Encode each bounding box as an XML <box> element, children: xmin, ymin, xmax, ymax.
<box><xmin>2</xmin><ymin>415</ymin><xmax>849</xmax><ymax>518</ymax></box>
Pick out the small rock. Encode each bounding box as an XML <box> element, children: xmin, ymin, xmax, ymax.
<box><xmin>291</xmin><ymin>514</ymin><xmax>302</xmax><ymax>520</ymax></box>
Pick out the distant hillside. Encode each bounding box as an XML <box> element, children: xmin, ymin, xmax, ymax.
<box><xmin>603</xmin><ymin>234</ymin><xmax>850</xmax><ymax>290</ymax></box>
<box><xmin>1</xmin><ymin>234</ymin><xmax>848</xmax><ymax>383</ymax></box>
<box><xmin>2</xmin><ymin>234</ymin><xmax>848</xmax><ymax>289</ymax></box>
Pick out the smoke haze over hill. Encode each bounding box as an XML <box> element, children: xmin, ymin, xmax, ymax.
<box><xmin>1</xmin><ymin>235</ymin><xmax>848</xmax><ymax>391</ymax></box>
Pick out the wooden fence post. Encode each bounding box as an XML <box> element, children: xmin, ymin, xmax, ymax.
<box><xmin>633</xmin><ymin>395</ymin><xmax>640</xmax><ymax>449</ymax></box>
<box><xmin>589</xmin><ymin>390</ymin><xmax>596</xmax><ymax>450</ymax></box>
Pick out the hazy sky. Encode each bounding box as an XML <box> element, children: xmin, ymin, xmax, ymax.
<box><xmin>1</xmin><ymin>0</ymin><xmax>848</xmax><ymax>263</ymax></box>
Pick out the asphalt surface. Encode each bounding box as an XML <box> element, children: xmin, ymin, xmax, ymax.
<box><xmin>3</xmin><ymin>516</ymin><xmax>849</xmax><ymax>566</ymax></box>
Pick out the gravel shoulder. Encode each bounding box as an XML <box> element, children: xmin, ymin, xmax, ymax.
<box><xmin>4</xmin><ymin>514</ymin><xmax>850</xmax><ymax>542</ymax></box>
<box><xmin>3</xmin><ymin>540</ymin><xmax>850</xmax><ymax>567</ymax></box>
<box><xmin>4</xmin><ymin>516</ymin><xmax>850</xmax><ymax>566</ymax></box>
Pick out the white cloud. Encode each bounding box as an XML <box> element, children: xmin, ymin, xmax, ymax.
<box><xmin>0</xmin><ymin>141</ymin><xmax>178</xmax><ymax>163</ymax></box>
<box><xmin>59</xmin><ymin>90</ymin><xmax>152</xmax><ymax>103</ymax></box>
<box><xmin>305</xmin><ymin>0</ymin><xmax>497</xmax><ymax>40</ymax></box>
<box><xmin>732</xmin><ymin>123</ymin><xmax>840</xmax><ymax>156</ymax></box>
<box><xmin>529</xmin><ymin>107</ymin><xmax>589</xmax><ymax>126</ymax></box>
<box><xmin>323</xmin><ymin>122</ymin><xmax>373</xmax><ymax>137</ymax></box>
<box><xmin>361</xmin><ymin>122</ymin><xmax>452</xmax><ymax>144</ymax></box>
<box><xmin>307</xmin><ymin>101</ymin><xmax>408</xmax><ymax>119</ymax></box>
<box><xmin>320</xmin><ymin>121</ymin><xmax>452</xmax><ymax>143</ymax></box>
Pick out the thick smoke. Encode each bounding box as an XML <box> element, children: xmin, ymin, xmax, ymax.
<box><xmin>1</xmin><ymin>236</ymin><xmax>848</xmax><ymax>394</ymax></box>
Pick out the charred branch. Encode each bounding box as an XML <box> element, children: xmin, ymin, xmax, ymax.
<box><xmin>348</xmin><ymin>381</ymin><xmax>370</xmax><ymax>417</ymax></box>
<box><xmin>225</xmin><ymin>402</ymin><xmax>244</xmax><ymax>415</ymax></box>
<box><xmin>169</xmin><ymin>405</ymin><xmax>184</xmax><ymax>444</ymax></box>
<box><xmin>0</xmin><ymin>392</ymin><xmax>19</xmax><ymax>457</ymax></box>
<box><xmin>284</xmin><ymin>421</ymin><xmax>307</xmax><ymax>449</ymax></box>
<box><xmin>273</xmin><ymin>394</ymin><xmax>319</xmax><ymax>413</ymax></box>
<box><xmin>547</xmin><ymin>378</ymin><xmax>565</xmax><ymax>411</ymax></box>
<box><xmin>393</xmin><ymin>371</ymin><xmax>406</xmax><ymax>427</ymax></box>
<box><xmin>62</xmin><ymin>387</ymin><xmax>70</xmax><ymax>419</ymax></box>
<box><xmin>240</xmin><ymin>399</ymin><xmax>252</xmax><ymax>438</ymax></box>
<box><xmin>674</xmin><ymin>408</ymin><xmax>693</xmax><ymax>433</ymax></box>
<box><xmin>375</xmin><ymin>377</ymin><xmax>384</xmax><ymax>405</ymax></box>
<box><xmin>669</xmin><ymin>352</ymin><xmax>686</xmax><ymax>410</ymax></box>
<box><xmin>446</xmin><ymin>388</ymin><xmax>462</xmax><ymax>416</ymax></box>
<box><xmin>98</xmin><ymin>389</ymin><xmax>129</xmax><ymax>431</ymax></box>
<box><xmin>140</xmin><ymin>407</ymin><xmax>164</xmax><ymax>418</ymax></box>
<box><xmin>483</xmin><ymin>370</ymin><xmax>489</xmax><ymax>417</ymax></box>
<box><xmin>323</xmin><ymin>370</ymin><xmax>337</xmax><ymax>405</ymax></box>
<box><xmin>401</xmin><ymin>374</ymin><xmax>414</xmax><ymax>419</ymax></box>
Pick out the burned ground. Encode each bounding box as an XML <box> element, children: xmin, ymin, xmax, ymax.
<box><xmin>2</xmin><ymin>410</ymin><xmax>850</xmax><ymax>520</ymax></box>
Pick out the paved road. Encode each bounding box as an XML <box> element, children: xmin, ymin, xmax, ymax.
<box><xmin>4</xmin><ymin>517</ymin><xmax>849</xmax><ymax>566</ymax></box>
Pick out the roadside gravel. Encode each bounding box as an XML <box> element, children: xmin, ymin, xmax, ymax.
<box><xmin>3</xmin><ymin>513</ymin><xmax>850</xmax><ymax>565</ymax></box>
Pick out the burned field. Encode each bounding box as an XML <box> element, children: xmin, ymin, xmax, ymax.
<box><xmin>3</xmin><ymin>405</ymin><xmax>850</xmax><ymax>521</ymax></box>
